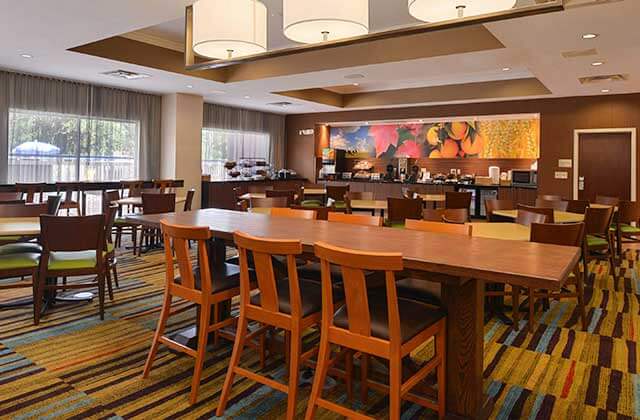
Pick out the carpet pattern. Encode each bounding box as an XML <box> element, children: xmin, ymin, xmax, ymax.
<box><xmin>0</xmin><ymin>247</ymin><xmax>639</xmax><ymax>419</ymax></box>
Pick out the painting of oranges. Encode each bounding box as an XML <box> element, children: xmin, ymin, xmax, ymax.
<box><xmin>329</xmin><ymin>116</ymin><xmax>540</xmax><ymax>160</ymax></box>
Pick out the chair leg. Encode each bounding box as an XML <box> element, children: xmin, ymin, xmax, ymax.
<box><xmin>608</xmin><ymin>238</ymin><xmax>616</xmax><ymax>278</ymax></box>
<box><xmin>31</xmin><ymin>272</ymin><xmax>39</xmax><ymax>325</ymax></box>
<box><xmin>344</xmin><ymin>350</ymin><xmax>354</xmax><ymax>402</ymax></box>
<box><xmin>142</xmin><ymin>291</ymin><xmax>172</xmax><ymax>378</ymax></box>
<box><xmin>112</xmin><ymin>264</ymin><xmax>119</xmax><ymax>289</ymax></box>
<box><xmin>284</xmin><ymin>330</ymin><xmax>291</xmax><ymax>377</ymax></box>
<box><xmin>105</xmin><ymin>265</ymin><xmax>114</xmax><ymax>301</ymax></box>
<box><xmin>389</xmin><ymin>355</ymin><xmax>402</xmax><ymax>420</ymax></box>
<box><xmin>576</xmin><ymin>267</ymin><xmax>587</xmax><ymax>331</ymax></box>
<box><xmin>360</xmin><ymin>354</ymin><xmax>369</xmax><ymax>404</ymax></box>
<box><xmin>34</xmin><ymin>269</ymin><xmax>45</xmax><ymax>325</ymax></box>
<box><xmin>436</xmin><ymin>322</ymin><xmax>446</xmax><ymax>420</ymax></box>
<box><xmin>305</xmin><ymin>325</ymin><xmax>331</xmax><ymax>420</ymax></box>
<box><xmin>216</xmin><ymin>314</ymin><xmax>249</xmax><ymax>417</ymax></box>
<box><xmin>190</xmin><ymin>303</ymin><xmax>211</xmax><ymax>404</ymax></box>
<box><xmin>528</xmin><ymin>288</ymin><xmax>535</xmax><ymax>333</ymax></box>
<box><xmin>512</xmin><ymin>285</ymin><xmax>520</xmax><ymax>330</ymax></box>
<box><xmin>286</xmin><ymin>328</ymin><xmax>301</xmax><ymax>420</ymax></box>
<box><xmin>98</xmin><ymin>274</ymin><xmax>105</xmax><ymax>320</ymax></box>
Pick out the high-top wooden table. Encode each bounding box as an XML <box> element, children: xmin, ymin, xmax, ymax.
<box><xmin>129</xmin><ymin>208</ymin><xmax>580</xmax><ymax>418</ymax></box>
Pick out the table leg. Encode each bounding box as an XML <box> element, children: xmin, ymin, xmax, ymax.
<box><xmin>441</xmin><ymin>278</ymin><xmax>492</xmax><ymax>419</ymax></box>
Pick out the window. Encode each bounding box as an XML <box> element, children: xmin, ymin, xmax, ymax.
<box><xmin>8</xmin><ymin>109</ymin><xmax>139</xmax><ymax>183</ymax></box>
<box><xmin>201</xmin><ymin>128</ymin><xmax>270</xmax><ymax>180</ymax></box>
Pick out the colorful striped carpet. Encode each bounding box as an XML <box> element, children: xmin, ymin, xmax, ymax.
<box><xmin>0</xmin><ymin>246</ymin><xmax>639</xmax><ymax>419</ymax></box>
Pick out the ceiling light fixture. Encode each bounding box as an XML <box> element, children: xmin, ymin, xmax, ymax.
<box><xmin>20</xmin><ymin>53</ymin><xmax>33</xmax><ymax>59</ymax></box>
<box><xmin>352</xmin><ymin>83</ymin><xmax>360</xmax><ymax>87</ymax></box>
<box><xmin>408</xmin><ymin>0</ymin><xmax>517</xmax><ymax>22</ymax></box>
<box><xmin>192</xmin><ymin>0</ymin><xmax>267</xmax><ymax>60</ymax></box>
<box><xmin>582</xmin><ymin>33</ymin><xmax>598</xmax><ymax>40</ymax></box>
<box><xmin>502</xmin><ymin>67</ymin><xmax>511</xmax><ymax>71</ymax></box>
<box><xmin>186</xmin><ymin>85</ymin><xmax>194</xmax><ymax>89</ymax></box>
<box><xmin>591</xmin><ymin>61</ymin><xmax>604</xmax><ymax>66</ymax></box>
<box><xmin>244</xmin><ymin>95</ymin><xmax>251</xmax><ymax>99</ymax></box>
<box><xmin>601</xmin><ymin>89</ymin><xmax>610</xmax><ymax>93</ymax></box>
<box><xmin>283</xmin><ymin>0</ymin><xmax>369</xmax><ymax>44</ymax></box>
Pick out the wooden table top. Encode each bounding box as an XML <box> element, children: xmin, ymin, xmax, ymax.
<box><xmin>350</xmin><ymin>200</ymin><xmax>388</xmax><ymax>210</ymax></box>
<box><xmin>302</xmin><ymin>188</ymin><xmax>326</xmax><ymax>195</ymax></box>
<box><xmin>0</xmin><ymin>217</ymin><xmax>40</xmax><ymax>236</ymax></box>
<box><xmin>115</xmin><ymin>196</ymin><xmax>187</xmax><ymax>206</ymax></box>
<box><xmin>129</xmin><ymin>209</ymin><xmax>580</xmax><ymax>289</ymax></box>
<box><xmin>417</xmin><ymin>194</ymin><xmax>446</xmax><ymax>202</ymax></box>
<box><xmin>471</xmin><ymin>222</ymin><xmax>531</xmax><ymax>242</ymax></box>
<box><xmin>492</xmin><ymin>209</ymin><xmax>585</xmax><ymax>223</ymax></box>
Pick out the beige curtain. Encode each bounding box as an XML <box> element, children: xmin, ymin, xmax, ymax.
<box><xmin>202</xmin><ymin>102</ymin><xmax>286</xmax><ymax>169</ymax></box>
<box><xmin>0</xmin><ymin>70</ymin><xmax>162</xmax><ymax>182</ymax></box>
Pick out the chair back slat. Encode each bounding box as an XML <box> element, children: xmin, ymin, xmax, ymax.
<box><xmin>142</xmin><ymin>193</ymin><xmax>176</xmax><ymax>215</ymax></box>
<box><xmin>326</xmin><ymin>185</ymin><xmax>349</xmax><ymax>202</ymax></box>
<box><xmin>340</xmin><ymin>265</ymin><xmax>371</xmax><ymax>336</ymax></box>
<box><xmin>616</xmin><ymin>200</ymin><xmax>640</xmax><ymax>224</ymax></box>
<box><xmin>120</xmin><ymin>180</ymin><xmax>144</xmax><ymax>198</ymax></box>
<box><xmin>530</xmin><ymin>222</ymin><xmax>585</xmax><ymax>247</ymax></box>
<box><xmin>271</xmin><ymin>207</ymin><xmax>316</xmax><ymax>220</ymax></box>
<box><xmin>595</xmin><ymin>195</ymin><xmax>619</xmax><ymax>206</ymax></box>
<box><xmin>584</xmin><ymin>206</ymin><xmax>614</xmax><ymax>236</ymax></box>
<box><xmin>406</xmin><ymin>219</ymin><xmax>472</xmax><ymax>236</ymax></box>
<box><xmin>250</xmin><ymin>197</ymin><xmax>288</xmax><ymax>209</ymax></box>
<box><xmin>535</xmin><ymin>199</ymin><xmax>568</xmax><ymax>211</ymax></box>
<box><xmin>328</xmin><ymin>212</ymin><xmax>382</xmax><ymax>226</ymax></box>
<box><xmin>484</xmin><ymin>199</ymin><xmax>515</xmax><ymax>220</ymax></box>
<box><xmin>16</xmin><ymin>183</ymin><xmax>46</xmax><ymax>203</ymax></box>
<box><xmin>103</xmin><ymin>190</ymin><xmax>120</xmax><ymax>214</ymax></box>
<box><xmin>183</xmin><ymin>189</ymin><xmax>196</xmax><ymax>211</ymax></box>
<box><xmin>445</xmin><ymin>191</ymin><xmax>472</xmax><ymax>210</ymax></box>
<box><xmin>40</xmin><ymin>215</ymin><xmax>105</xmax><ymax>254</ymax></box>
<box><xmin>516</xmin><ymin>209</ymin><xmax>548</xmax><ymax>226</ymax></box>
<box><xmin>387</xmin><ymin>197</ymin><xmax>422</xmax><ymax>223</ymax></box>
<box><xmin>517</xmin><ymin>204</ymin><xmax>554</xmax><ymax>224</ymax></box>
<box><xmin>565</xmin><ymin>199</ymin><xmax>590</xmax><ymax>214</ymax></box>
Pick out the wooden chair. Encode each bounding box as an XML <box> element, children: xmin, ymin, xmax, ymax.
<box><xmin>250</xmin><ymin>196</ymin><xmax>289</xmax><ymax>210</ymax></box>
<box><xmin>55</xmin><ymin>182</ymin><xmax>82</xmax><ymax>215</ymax></box>
<box><xmin>183</xmin><ymin>189</ymin><xmax>196</xmax><ymax>211</ymax></box>
<box><xmin>326</xmin><ymin>185</ymin><xmax>350</xmax><ymax>211</ymax></box>
<box><xmin>0</xmin><ymin>192</ymin><xmax>23</xmax><ymax>203</ymax></box>
<box><xmin>405</xmin><ymin>219</ymin><xmax>472</xmax><ymax>236</ymax></box>
<box><xmin>35</xmin><ymin>215</ymin><xmax>107</xmax><ymax>324</ymax></box>
<box><xmin>595</xmin><ymin>195</ymin><xmax>620</xmax><ymax>206</ymax></box>
<box><xmin>120</xmin><ymin>180</ymin><xmax>144</xmax><ymax>213</ymax></box>
<box><xmin>16</xmin><ymin>183</ymin><xmax>46</xmax><ymax>204</ymax></box>
<box><xmin>104</xmin><ymin>190</ymin><xmax>138</xmax><ymax>253</ymax></box>
<box><xmin>143</xmin><ymin>221</ymin><xmax>248</xmax><ymax>404</ymax></box>
<box><xmin>300</xmin><ymin>184</ymin><xmax>325</xmax><ymax>208</ymax></box>
<box><xmin>103</xmin><ymin>204</ymin><xmax>120</xmax><ymax>295</ymax></box>
<box><xmin>152</xmin><ymin>179</ymin><xmax>177</xmax><ymax>193</ymax></box>
<box><xmin>139</xmin><ymin>193</ymin><xmax>176</xmax><ymax>255</ymax></box>
<box><xmin>538</xmin><ymin>194</ymin><xmax>563</xmax><ymax>201</ymax></box>
<box><xmin>484</xmin><ymin>199</ymin><xmax>515</xmax><ymax>222</ymax></box>
<box><xmin>386</xmin><ymin>197</ymin><xmax>422</xmax><ymax>228</ymax></box>
<box><xmin>271</xmin><ymin>207</ymin><xmax>316</xmax><ymax>220</ymax></box>
<box><xmin>266</xmin><ymin>189</ymin><xmax>297</xmax><ymax>206</ymax></box>
<box><xmin>345</xmin><ymin>191</ymin><xmax>374</xmax><ymax>214</ymax></box>
<box><xmin>527</xmin><ymin>222</ymin><xmax>586</xmax><ymax>332</ymax></box>
<box><xmin>445</xmin><ymin>191</ymin><xmax>472</xmax><ymax>210</ymax></box>
<box><xmin>566</xmin><ymin>199</ymin><xmax>590</xmax><ymax>214</ymax></box>
<box><xmin>328</xmin><ymin>212</ymin><xmax>383</xmax><ymax>227</ymax></box>
<box><xmin>612</xmin><ymin>200</ymin><xmax>640</xmax><ymax>257</ymax></box>
<box><xmin>305</xmin><ymin>242</ymin><xmax>446</xmax><ymax>420</ymax></box>
<box><xmin>535</xmin><ymin>198</ymin><xmax>568</xmax><ymax>211</ymax></box>
<box><xmin>217</xmin><ymin>232</ymin><xmax>327</xmax><ymax>420</ymax></box>
<box><xmin>517</xmin><ymin>204</ymin><xmax>554</xmax><ymax>224</ymax></box>
<box><xmin>290</xmin><ymin>205</ymin><xmax>332</xmax><ymax>220</ymax></box>
<box><xmin>402</xmin><ymin>188</ymin><xmax>419</xmax><ymax>199</ymax></box>
<box><xmin>423</xmin><ymin>208</ymin><xmax>469</xmax><ymax>224</ymax></box>
<box><xmin>0</xmin><ymin>250</ymin><xmax>40</xmax><ymax>323</ymax></box>
<box><xmin>516</xmin><ymin>209</ymin><xmax>549</xmax><ymax>226</ymax></box>
<box><xmin>584</xmin><ymin>206</ymin><xmax>616</xmax><ymax>278</ymax></box>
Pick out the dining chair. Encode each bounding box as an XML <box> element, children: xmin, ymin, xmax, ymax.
<box><xmin>327</xmin><ymin>212</ymin><xmax>383</xmax><ymax>227</ymax></box>
<box><xmin>517</xmin><ymin>204</ymin><xmax>554</xmax><ymax>224</ymax></box>
<box><xmin>266</xmin><ymin>189</ymin><xmax>297</xmax><ymax>206</ymax></box>
<box><xmin>611</xmin><ymin>200</ymin><xmax>640</xmax><ymax>258</ymax></box>
<box><xmin>143</xmin><ymin>221</ymin><xmax>257</xmax><ymax>404</ymax></box>
<box><xmin>422</xmin><ymin>208</ymin><xmax>469</xmax><ymax>224</ymax></box>
<box><xmin>538</xmin><ymin>194</ymin><xmax>563</xmax><ymax>201</ymax></box>
<box><xmin>249</xmin><ymin>196</ymin><xmax>289</xmax><ymax>210</ymax></box>
<box><xmin>484</xmin><ymin>199</ymin><xmax>515</xmax><ymax>222</ymax></box>
<box><xmin>104</xmin><ymin>190</ymin><xmax>138</xmax><ymax>253</ymax></box>
<box><xmin>386</xmin><ymin>197</ymin><xmax>423</xmax><ymax>228</ymax></box>
<box><xmin>139</xmin><ymin>193</ymin><xmax>176</xmax><ymax>255</ymax></box>
<box><xmin>0</xmin><ymin>192</ymin><xmax>23</xmax><ymax>203</ymax></box>
<box><xmin>55</xmin><ymin>182</ymin><xmax>82</xmax><ymax>215</ymax></box>
<box><xmin>595</xmin><ymin>195</ymin><xmax>620</xmax><ymax>206</ymax></box>
<box><xmin>271</xmin><ymin>207</ymin><xmax>316</xmax><ymax>220</ymax></box>
<box><xmin>565</xmin><ymin>199</ymin><xmax>590</xmax><ymax>214</ymax></box>
<box><xmin>535</xmin><ymin>198</ymin><xmax>569</xmax><ymax>211</ymax></box>
<box><xmin>16</xmin><ymin>183</ymin><xmax>46</xmax><ymax>204</ymax></box>
<box><xmin>103</xmin><ymin>204</ymin><xmax>120</xmax><ymax>295</ymax></box>
<box><xmin>120</xmin><ymin>180</ymin><xmax>144</xmax><ymax>214</ymax></box>
<box><xmin>35</xmin><ymin>214</ymin><xmax>107</xmax><ymax>325</ymax></box>
<box><xmin>218</xmin><ymin>232</ymin><xmax>330</xmax><ymax>420</ymax></box>
<box><xmin>526</xmin><ymin>222</ymin><xmax>586</xmax><ymax>332</ymax></box>
<box><xmin>300</xmin><ymin>184</ymin><xmax>325</xmax><ymax>208</ymax></box>
<box><xmin>0</xmin><ymin>249</ymin><xmax>40</xmax><ymax>322</ymax></box>
<box><xmin>152</xmin><ymin>179</ymin><xmax>177</xmax><ymax>193</ymax></box>
<box><xmin>306</xmin><ymin>242</ymin><xmax>446</xmax><ymax>420</ymax></box>
<box><xmin>290</xmin><ymin>205</ymin><xmax>332</xmax><ymax>220</ymax></box>
<box><xmin>515</xmin><ymin>209</ymin><xmax>549</xmax><ymax>226</ymax></box>
<box><xmin>402</xmin><ymin>188</ymin><xmax>419</xmax><ymax>199</ymax></box>
<box><xmin>326</xmin><ymin>185</ymin><xmax>350</xmax><ymax>211</ymax></box>
<box><xmin>183</xmin><ymin>189</ymin><xmax>196</xmax><ymax>211</ymax></box>
<box><xmin>445</xmin><ymin>191</ymin><xmax>472</xmax><ymax>211</ymax></box>
<box><xmin>345</xmin><ymin>191</ymin><xmax>374</xmax><ymax>214</ymax></box>
<box><xmin>584</xmin><ymin>206</ymin><xmax>616</xmax><ymax>277</ymax></box>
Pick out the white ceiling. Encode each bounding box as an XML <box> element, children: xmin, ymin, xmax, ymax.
<box><xmin>0</xmin><ymin>0</ymin><xmax>638</xmax><ymax>114</ymax></box>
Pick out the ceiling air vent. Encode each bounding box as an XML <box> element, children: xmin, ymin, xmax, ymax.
<box><xmin>267</xmin><ymin>101</ymin><xmax>294</xmax><ymax>107</ymax></box>
<box><xmin>561</xmin><ymin>48</ymin><xmax>597</xmax><ymax>59</ymax></box>
<box><xmin>101</xmin><ymin>70</ymin><xmax>150</xmax><ymax>80</ymax></box>
<box><xmin>579</xmin><ymin>74</ymin><xmax>629</xmax><ymax>84</ymax></box>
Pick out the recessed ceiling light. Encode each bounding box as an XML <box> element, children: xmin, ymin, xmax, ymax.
<box><xmin>591</xmin><ymin>61</ymin><xmax>604</xmax><ymax>66</ymax></box>
<box><xmin>244</xmin><ymin>95</ymin><xmax>251</xmax><ymax>99</ymax></box>
<box><xmin>209</xmin><ymin>90</ymin><xmax>225</xmax><ymax>95</ymax></box>
<box><xmin>20</xmin><ymin>53</ymin><xmax>33</xmax><ymax>59</ymax></box>
<box><xmin>364</xmin><ymin>122</ymin><xmax>369</xmax><ymax>125</ymax></box>
<box><xmin>582</xmin><ymin>33</ymin><xmax>598</xmax><ymax>40</ymax></box>
<box><xmin>344</xmin><ymin>73</ymin><xmax>365</xmax><ymax>80</ymax></box>
<box><xmin>352</xmin><ymin>83</ymin><xmax>359</xmax><ymax>87</ymax></box>
<box><xmin>186</xmin><ymin>84</ymin><xmax>193</xmax><ymax>89</ymax></box>
<box><xmin>502</xmin><ymin>67</ymin><xmax>511</xmax><ymax>71</ymax></box>
<box><xmin>601</xmin><ymin>89</ymin><xmax>610</xmax><ymax>93</ymax></box>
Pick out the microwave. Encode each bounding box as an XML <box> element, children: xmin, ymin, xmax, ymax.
<box><xmin>511</xmin><ymin>170</ymin><xmax>537</xmax><ymax>186</ymax></box>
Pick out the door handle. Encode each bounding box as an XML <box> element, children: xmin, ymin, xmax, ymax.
<box><xmin>578</xmin><ymin>176</ymin><xmax>585</xmax><ymax>191</ymax></box>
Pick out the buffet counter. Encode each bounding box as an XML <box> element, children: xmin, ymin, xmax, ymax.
<box><xmin>201</xmin><ymin>178</ymin><xmax>307</xmax><ymax>209</ymax></box>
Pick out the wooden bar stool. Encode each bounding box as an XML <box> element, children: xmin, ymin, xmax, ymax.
<box><xmin>306</xmin><ymin>242</ymin><xmax>447</xmax><ymax>420</ymax></box>
<box><xmin>271</xmin><ymin>207</ymin><xmax>316</xmax><ymax>220</ymax></box>
<box><xmin>142</xmin><ymin>220</ymin><xmax>248</xmax><ymax>404</ymax></box>
<box><xmin>217</xmin><ymin>231</ymin><xmax>328</xmax><ymax>420</ymax></box>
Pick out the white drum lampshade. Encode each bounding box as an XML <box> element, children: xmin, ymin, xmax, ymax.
<box><xmin>192</xmin><ymin>0</ymin><xmax>267</xmax><ymax>60</ymax></box>
<box><xmin>283</xmin><ymin>0</ymin><xmax>369</xmax><ymax>44</ymax></box>
<box><xmin>408</xmin><ymin>0</ymin><xmax>517</xmax><ymax>22</ymax></box>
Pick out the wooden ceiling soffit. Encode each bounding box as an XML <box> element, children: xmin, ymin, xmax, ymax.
<box><xmin>276</xmin><ymin>78</ymin><xmax>552</xmax><ymax>108</ymax></box>
<box><xmin>69</xmin><ymin>36</ymin><xmax>228</xmax><ymax>83</ymax></box>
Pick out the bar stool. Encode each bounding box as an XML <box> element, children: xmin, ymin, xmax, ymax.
<box><xmin>306</xmin><ymin>242</ymin><xmax>447</xmax><ymax>420</ymax></box>
<box><xmin>217</xmin><ymin>231</ymin><xmax>330</xmax><ymax>420</ymax></box>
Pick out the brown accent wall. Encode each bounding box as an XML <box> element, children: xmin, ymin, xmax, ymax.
<box><xmin>285</xmin><ymin>94</ymin><xmax>640</xmax><ymax>198</ymax></box>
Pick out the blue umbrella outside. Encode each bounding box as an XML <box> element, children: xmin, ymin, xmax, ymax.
<box><xmin>12</xmin><ymin>141</ymin><xmax>61</xmax><ymax>156</ymax></box>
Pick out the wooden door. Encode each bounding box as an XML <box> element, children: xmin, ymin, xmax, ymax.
<box><xmin>578</xmin><ymin>132</ymin><xmax>632</xmax><ymax>201</ymax></box>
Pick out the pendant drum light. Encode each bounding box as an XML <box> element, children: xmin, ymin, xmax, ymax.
<box><xmin>283</xmin><ymin>0</ymin><xmax>369</xmax><ymax>44</ymax></box>
<box><xmin>192</xmin><ymin>0</ymin><xmax>267</xmax><ymax>60</ymax></box>
<box><xmin>408</xmin><ymin>0</ymin><xmax>517</xmax><ymax>23</ymax></box>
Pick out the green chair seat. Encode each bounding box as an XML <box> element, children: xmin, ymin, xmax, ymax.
<box><xmin>114</xmin><ymin>218</ymin><xmax>130</xmax><ymax>226</ymax></box>
<box><xmin>386</xmin><ymin>222</ymin><xmax>406</xmax><ymax>229</ymax></box>
<box><xmin>48</xmin><ymin>251</ymin><xmax>97</xmax><ymax>271</ymax></box>
<box><xmin>586</xmin><ymin>235</ymin><xmax>608</xmax><ymax>248</ymax></box>
<box><xmin>0</xmin><ymin>236</ymin><xmax>22</xmax><ymax>242</ymax></box>
<box><xmin>0</xmin><ymin>253</ymin><xmax>40</xmax><ymax>270</ymax></box>
<box><xmin>104</xmin><ymin>243</ymin><xmax>115</xmax><ymax>255</ymax></box>
<box><xmin>610</xmin><ymin>223</ymin><xmax>640</xmax><ymax>234</ymax></box>
<box><xmin>333</xmin><ymin>201</ymin><xmax>347</xmax><ymax>210</ymax></box>
<box><xmin>0</xmin><ymin>242</ymin><xmax>42</xmax><ymax>255</ymax></box>
<box><xmin>300</xmin><ymin>200</ymin><xmax>322</xmax><ymax>208</ymax></box>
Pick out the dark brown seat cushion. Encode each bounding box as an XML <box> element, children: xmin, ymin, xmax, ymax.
<box><xmin>250</xmin><ymin>278</ymin><xmax>343</xmax><ymax>317</ymax></box>
<box><xmin>297</xmin><ymin>262</ymin><xmax>384</xmax><ymax>288</ymax></box>
<box><xmin>333</xmin><ymin>290</ymin><xmax>445</xmax><ymax>342</ymax></box>
<box><xmin>395</xmin><ymin>278</ymin><xmax>442</xmax><ymax>307</ymax></box>
<box><xmin>175</xmin><ymin>263</ymin><xmax>243</xmax><ymax>293</ymax></box>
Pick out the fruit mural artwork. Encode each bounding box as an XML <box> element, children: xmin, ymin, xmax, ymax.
<box><xmin>329</xmin><ymin>116</ymin><xmax>539</xmax><ymax>159</ymax></box>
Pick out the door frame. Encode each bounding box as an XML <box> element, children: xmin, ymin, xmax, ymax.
<box><xmin>573</xmin><ymin>128</ymin><xmax>637</xmax><ymax>201</ymax></box>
